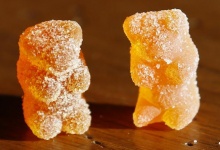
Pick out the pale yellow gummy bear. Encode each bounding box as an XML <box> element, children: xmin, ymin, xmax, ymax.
<box><xmin>123</xmin><ymin>9</ymin><xmax>200</xmax><ymax>130</ymax></box>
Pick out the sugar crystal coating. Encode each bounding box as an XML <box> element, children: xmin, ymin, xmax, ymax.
<box><xmin>17</xmin><ymin>20</ymin><xmax>91</xmax><ymax>140</ymax></box>
<box><xmin>123</xmin><ymin>9</ymin><xmax>200</xmax><ymax>130</ymax></box>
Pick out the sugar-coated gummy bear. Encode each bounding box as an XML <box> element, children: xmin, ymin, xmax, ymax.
<box><xmin>123</xmin><ymin>9</ymin><xmax>200</xmax><ymax>130</ymax></box>
<box><xmin>17</xmin><ymin>20</ymin><xmax>91</xmax><ymax>140</ymax></box>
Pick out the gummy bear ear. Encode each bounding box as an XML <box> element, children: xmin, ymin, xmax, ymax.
<box><xmin>123</xmin><ymin>16</ymin><xmax>139</xmax><ymax>43</ymax></box>
<box><xmin>66</xmin><ymin>21</ymin><xmax>83</xmax><ymax>48</ymax></box>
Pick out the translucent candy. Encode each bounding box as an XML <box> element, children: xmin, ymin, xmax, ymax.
<box><xmin>123</xmin><ymin>9</ymin><xmax>200</xmax><ymax>130</ymax></box>
<box><xmin>17</xmin><ymin>20</ymin><xmax>91</xmax><ymax>140</ymax></box>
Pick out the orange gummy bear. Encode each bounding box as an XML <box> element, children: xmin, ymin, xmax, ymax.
<box><xmin>123</xmin><ymin>9</ymin><xmax>200</xmax><ymax>130</ymax></box>
<box><xmin>17</xmin><ymin>20</ymin><xmax>91</xmax><ymax>140</ymax></box>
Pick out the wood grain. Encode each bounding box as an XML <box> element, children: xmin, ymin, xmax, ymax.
<box><xmin>0</xmin><ymin>0</ymin><xmax>220</xmax><ymax>149</ymax></box>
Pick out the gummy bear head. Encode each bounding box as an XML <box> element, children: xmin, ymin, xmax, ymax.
<box><xmin>123</xmin><ymin>9</ymin><xmax>189</xmax><ymax>62</ymax></box>
<box><xmin>19</xmin><ymin>20</ymin><xmax>83</xmax><ymax>74</ymax></box>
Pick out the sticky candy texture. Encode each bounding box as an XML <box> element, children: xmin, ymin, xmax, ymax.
<box><xmin>123</xmin><ymin>9</ymin><xmax>200</xmax><ymax>130</ymax></box>
<box><xmin>17</xmin><ymin>20</ymin><xmax>91</xmax><ymax>140</ymax></box>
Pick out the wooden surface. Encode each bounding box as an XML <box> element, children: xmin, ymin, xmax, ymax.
<box><xmin>0</xmin><ymin>0</ymin><xmax>220</xmax><ymax>149</ymax></box>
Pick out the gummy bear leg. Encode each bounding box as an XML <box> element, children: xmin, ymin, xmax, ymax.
<box><xmin>61</xmin><ymin>96</ymin><xmax>91</xmax><ymax>135</ymax></box>
<box><xmin>162</xmin><ymin>106</ymin><xmax>197</xmax><ymax>130</ymax></box>
<box><xmin>133</xmin><ymin>92</ymin><xmax>161</xmax><ymax>127</ymax></box>
<box><xmin>133</xmin><ymin>105</ymin><xmax>161</xmax><ymax>127</ymax></box>
<box><xmin>62</xmin><ymin>108</ymin><xmax>91</xmax><ymax>134</ymax></box>
<box><xmin>26</xmin><ymin>112</ymin><xmax>62</xmax><ymax>140</ymax></box>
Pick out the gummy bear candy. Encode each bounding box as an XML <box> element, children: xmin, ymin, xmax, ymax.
<box><xmin>123</xmin><ymin>9</ymin><xmax>200</xmax><ymax>130</ymax></box>
<box><xmin>17</xmin><ymin>20</ymin><xmax>91</xmax><ymax>140</ymax></box>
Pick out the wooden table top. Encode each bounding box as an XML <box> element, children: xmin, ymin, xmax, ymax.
<box><xmin>0</xmin><ymin>0</ymin><xmax>220</xmax><ymax>149</ymax></box>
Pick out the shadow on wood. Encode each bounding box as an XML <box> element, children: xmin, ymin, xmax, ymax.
<box><xmin>90</xmin><ymin>103</ymin><xmax>136</xmax><ymax>129</ymax></box>
<box><xmin>0</xmin><ymin>95</ymin><xmax>38</xmax><ymax>141</ymax></box>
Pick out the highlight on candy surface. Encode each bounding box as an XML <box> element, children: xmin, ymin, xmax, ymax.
<box><xmin>123</xmin><ymin>9</ymin><xmax>200</xmax><ymax>130</ymax></box>
<box><xmin>17</xmin><ymin>20</ymin><xmax>91</xmax><ymax>140</ymax></box>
